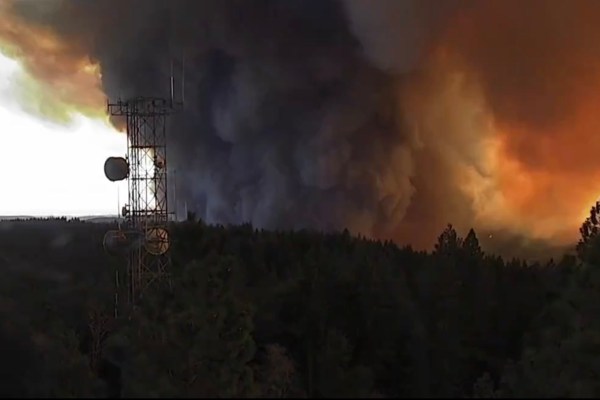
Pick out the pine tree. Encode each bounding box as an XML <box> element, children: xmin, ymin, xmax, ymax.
<box><xmin>462</xmin><ymin>229</ymin><xmax>483</xmax><ymax>259</ymax></box>
<box><xmin>202</xmin><ymin>255</ymin><xmax>256</xmax><ymax>397</ymax></box>
<box><xmin>315</xmin><ymin>329</ymin><xmax>374</xmax><ymax>397</ymax></box>
<box><xmin>117</xmin><ymin>255</ymin><xmax>257</xmax><ymax>397</ymax></box>
<box><xmin>577</xmin><ymin>201</ymin><xmax>600</xmax><ymax>263</ymax></box>
<box><xmin>31</xmin><ymin>327</ymin><xmax>106</xmax><ymax>397</ymax></box>
<box><xmin>254</xmin><ymin>344</ymin><xmax>305</xmax><ymax>397</ymax></box>
<box><xmin>497</xmin><ymin>264</ymin><xmax>600</xmax><ymax>397</ymax></box>
<box><xmin>434</xmin><ymin>224</ymin><xmax>463</xmax><ymax>256</ymax></box>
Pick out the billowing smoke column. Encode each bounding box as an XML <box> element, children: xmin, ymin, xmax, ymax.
<box><xmin>346</xmin><ymin>0</ymin><xmax>600</xmax><ymax>251</ymax></box>
<box><xmin>6</xmin><ymin>0</ymin><xmax>600</xmax><ymax>256</ymax></box>
<box><xmin>9</xmin><ymin>0</ymin><xmax>419</xmax><ymax>239</ymax></box>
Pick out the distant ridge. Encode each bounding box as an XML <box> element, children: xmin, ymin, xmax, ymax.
<box><xmin>0</xmin><ymin>215</ymin><xmax>124</xmax><ymax>223</ymax></box>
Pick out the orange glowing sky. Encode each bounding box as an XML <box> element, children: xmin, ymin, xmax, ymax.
<box><xmin>438</xmin><ymin>0</ymin><xmax>600</xmax><ymax>244</ymax></box>
<box><xmin>410</xmin><ymin>50</ymin><xmax>600</xmax><ymax>245</ymax></box>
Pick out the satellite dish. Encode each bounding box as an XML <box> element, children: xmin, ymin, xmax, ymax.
<box><xmin>144</xmin><ymin>227</ymin><xmax>170</xmax><ymax>255</ymax></box>
<box><xmin>104</xmin><ymin>157</ymin><xmax>129</xmax><ymax>182</ymax></box>
<box><xmin>103</xmin><ymin>229</ymin><xmax>144</xmax><ymax>256</ymax></box>
<box><xmin>103</xmin><ymin>230</ymin><xmax>131</xmax><ymax>256</ymax></box>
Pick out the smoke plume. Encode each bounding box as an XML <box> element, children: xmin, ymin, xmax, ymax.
<box><xmin>3</xmin><ymin>0</ymin><xmax>600</xmax><ymax>256</ymax></box>
<box><xmin>347</xmin><ymin>0</ymin><xmax>600</xmax><ymax>250</ymax></box>
<box><xmin>0</xmin><ymin>1</ymin><xmax>106</xmax><ymax>123</ymax></box>
<box><xmin>4</xmin><ymin>0</ymin><xmax>419</xmax><ymax>238</ymax></box>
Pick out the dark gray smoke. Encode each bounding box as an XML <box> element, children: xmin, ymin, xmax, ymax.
<box><xmin>12</xmin><ymin>0</ymin><xmax>422</xmax><ymax>236</ymax></box>
<box><xmin>9</xmin><ymin>0</ymin><xmax>582</xmax><ymax>259</ymax></box>
<box><xmin>343</xmin><ymin>0</ymin><xmax>468</xmax><ymax>74</ymax></box>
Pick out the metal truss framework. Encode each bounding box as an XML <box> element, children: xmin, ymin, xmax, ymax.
<box><xmin>108</xmin><ymin>97</ymin><xmax>176</xmax><ymax>307</ymax></box>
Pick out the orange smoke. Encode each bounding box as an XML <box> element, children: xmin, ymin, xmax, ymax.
<box><xmin>418</xmin><ymin>0</ymin><xmax>600</xmax><ymax>244</ymax></box>
<box><xmin>0</xmin><ymin>1</ymin><xmax>106</xmax><ymax>123</ymax></box>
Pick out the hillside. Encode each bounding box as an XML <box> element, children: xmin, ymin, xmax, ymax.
<box><xmin>0</xmin><ymin>217</ymin><xmax>592</xmax><ymax>397</ymax></box>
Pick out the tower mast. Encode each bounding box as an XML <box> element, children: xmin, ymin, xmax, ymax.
<box><xmin>104</xmin><ymin>58</ymin><xmax>184</xmax><ymax>314</ymax></box>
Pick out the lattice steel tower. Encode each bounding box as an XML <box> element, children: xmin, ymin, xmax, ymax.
<box><xmin>104</xmin><ymin>62</ymin><xmax>184</xmax><ymax>313</ymax></box>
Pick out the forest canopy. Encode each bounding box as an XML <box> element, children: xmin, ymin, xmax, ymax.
<box><xmin>0</xmin><ymin>212</ymin><xmax>594</xmax><ymax>397</ymax></box>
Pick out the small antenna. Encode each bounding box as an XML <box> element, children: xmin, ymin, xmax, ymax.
<box><xmin>170</xmin><ymin>59</ymin><xmax>175</xmax><ymax>107</ymax></box>
<box><xmin>117</xmin><ymin>185</ymin><xmax>121</xmax><ymax>229</ymax></box>
<box><xmin>181</xmin><ymin>52</ymin><xmax>185</xmax><ymax>106</ymax></box>
<box><xmin>173</xmin><ymin>169</ymin><xmax>178</xmax><ymax>221</ymax></box>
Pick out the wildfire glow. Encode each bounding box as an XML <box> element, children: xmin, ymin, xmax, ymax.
<box><xmin>459</xmin><ymin>84</ymin><xmax>600</xmax><ymax>244</ymax></box>
<box><xmin>403</xmin><ymin>41</ymin><xmax>600</xmax><ymax>246</ymax></box>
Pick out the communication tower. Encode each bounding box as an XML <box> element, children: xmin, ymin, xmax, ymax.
<box><xmin>103</xmin><ymin>59</ymin><xmax>184</xmax><ymax>314</ymax></box>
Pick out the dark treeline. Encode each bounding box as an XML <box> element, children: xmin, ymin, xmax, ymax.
<box><xmin>0</xmin><ymin>214</ymin><xmax>597</xmax><ymax>397</ymax></box>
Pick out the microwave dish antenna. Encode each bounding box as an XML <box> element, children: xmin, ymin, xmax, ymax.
<box><xmin>104</xmin><ymin>157</ymin><xmax>129</xmax><ymax>182</ymax></box>
<box><xmin>144</xmin><ymin>227</ymin><xmax>170</xmax><ymax>256</ymax></box>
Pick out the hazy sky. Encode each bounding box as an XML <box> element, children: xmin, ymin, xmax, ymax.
<box><xmin>0</xmin><ymin>51</ymin><xmax>127</xmax><ymax>217</ymax></box>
